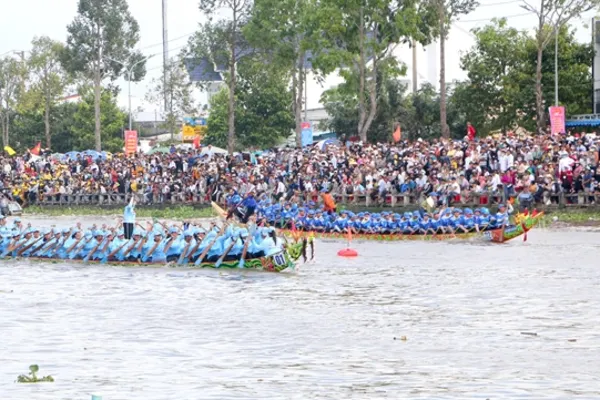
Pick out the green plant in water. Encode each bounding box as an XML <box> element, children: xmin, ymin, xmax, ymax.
<box><xmin>17</xmin><ymin>364</ymin><xmax>54</xmax><ymax>383</ymax></box>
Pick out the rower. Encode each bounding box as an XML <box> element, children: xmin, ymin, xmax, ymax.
<box><xmin>142</xmin><ymin>231</ymin><xmax>167</xmax><ymax>263</ymax></box>
<box><xmin>57</xmin><ymin>229</ymin><xmax>81</xmax><ymax>259</ymax></box>
<box><xmin>164</xmin><ymin>227</ymin><xmax>183</xmax><ymax>262</ymax></box>
<box><xmin>10</xmin><ymin>217</ymin><xmax>23</xmax><ymax>235</ymax></box>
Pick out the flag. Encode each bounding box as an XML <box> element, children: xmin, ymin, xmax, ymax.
<box><xmin>4</xmin><ymin>146</ymin><xmax>16</xmax><ymax>156</ymax></box>
<box><xmin>193</xmin><ymin>134</ymin><xmax>201</xmax><ymax>149</ymax></box>
<box><xmin>30</xmin><ymin>142</ymin><xmax>41</xmax><ymax>156</ymax></box>
<box><xmin>393</xmin><ymin>124</ymin><xmax>401</xmax><ymax>143</ymax></box>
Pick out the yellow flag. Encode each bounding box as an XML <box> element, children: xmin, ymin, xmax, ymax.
<box><xmin>4</xmin><ymin>146</ymin><xmax>16</xmax><ymax>156</ymax></box>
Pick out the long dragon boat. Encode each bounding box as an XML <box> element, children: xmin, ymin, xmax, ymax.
<box><xmin>280</xmin><ymin>213</ymin><xmax>543</xmax><ymax>243</ymax></box>
<box><xmin>4</xmin><ymin>242</ymin><xmax>305</xmax><ymax>273</ymax></box>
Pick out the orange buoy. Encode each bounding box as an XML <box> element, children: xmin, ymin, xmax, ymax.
<box><xmin>338</xmin><ymin>248</ymin><xmax>358</xmax><ymax>257</ymax></box>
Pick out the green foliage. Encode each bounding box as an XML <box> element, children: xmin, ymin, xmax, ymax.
<box><xmin>0</xmin><ymin>56</ymin><xmax>27</xmax><ymax>146</ymax></box>
<box><xmin>62</xmin><ymin>0</ymin><xmax>145</xmax><ymax>150</ymax></box>
<box><xmin>71</xmin><ymin>88</ymin><xmax>126</xmax><ymax>153</ymax></box>
<box><xmin>17</xmin><ymin>365</ymin><xmax>54</xmax><ymax>383</ymax></box>
<box><xmin>27</xmin><ymin>36</ymin><xmax>71</xmax><ymax>149</ymax></box>
<box><xmin>145</xmin><ymin>59</ymin><xmax>200</xmax><ymax>136</ymax></box>
<box><xmin>26</xmin><ymin>205</ymin><xmax>216</xmax><ymax>219</ymax></box>
<box><xmin>455</xmin><ymin>21</ymin><xmax>593</xmax><ymax>135</ymax></box>
<box><xmin>205</xmin><ymin>58</ymin><xmax>294</xmax><ymax>150</ymax></box>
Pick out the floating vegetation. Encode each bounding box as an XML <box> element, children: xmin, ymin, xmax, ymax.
<box><xmin>17</xmin><ymin>365</ymin><xmax>54</xmax><ymax>383</ymax></box>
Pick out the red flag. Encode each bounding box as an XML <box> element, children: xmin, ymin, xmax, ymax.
<box><xmin>393</xmin><ymin>124</ymin><xmax>401</xmax><ymax>143</ymax></box>
<box><xmin>193</xmin><ymin>135</ymin><xmax>200</xmax><ymax>149</ymax></box>
<box><xmin>30</xmin><ymin>142</ymin><xmax>41</xmax><ymax>156</ymax></box>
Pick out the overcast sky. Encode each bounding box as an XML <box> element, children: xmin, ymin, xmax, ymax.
<box><xmin>0</xmin><ymin>0</ymin><xmax>597</xmax><ymax>115</ymax></box>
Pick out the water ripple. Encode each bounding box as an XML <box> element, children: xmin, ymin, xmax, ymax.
<box><xmin>1</xmin><ymin>229</ymin><xmax>599</xmax><ymax>399</ymax></box>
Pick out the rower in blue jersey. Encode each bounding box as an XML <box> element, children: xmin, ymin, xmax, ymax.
<box><xmin>295</xmin><ymin>209</ymin><xmax>308</xmax><ymax>230</ymax></box>
<box><xmin>221</xmin><ymin>229</ymin><xmax>245</xmax><ymax>261</ymax></box>
<box><xmin>463</xmin><ymin>209</ymin><xmax>475</xmax><ymax>231</ymax></box>
<box><xmin>163</xmin><ymin>228</ymin><xmax>184</xmax><ymax>261</ymax></box>
<box><xmin>106</xmin><ymin>230</ymin><xmax>128</xmax><ymax>261</ymax></box>
<box><xmin>205</xmin><ymin>230</ymin><xmax>227</xmax><ymax>262</ymax></box>
<box><xmin>333</xmin><ymin>211</ymin><xmax>349</xmax><ymax>233</ymax></box>
<box><xmin>312</xmin><ymin>210</ymin><xmax>327</xmax><ymax>232</ymax></box>
<box><xmin>474</xmin><ymin>208</ymin><xmax>490</xmax><ymax>232</ymax></box>
<box><xmin>124</xmin><ymin>229</ymin><xmax>144</xmax><ymax>261</ymax></box>
<box><xmin>38</xmin><ymin>230</ymin><xmax>63</xmax><ymax>258</ymax></box>
<box><xmin>494</xmin><ymin>203</ymin><xmax>513</xmax><ymax>227</ymax></box>
<box><xmin>450</xmin><ymin>209</ymin><xmax>468</xmax><ymax>233</ymax></box>
<box><xmin>9</xmin><ymin>217</ymin><xmax>23</xmax><ymax>236</ymax></box>
<box><xmin>142</xmin><ymin>231</ymin><xmax>167</xmax><ymax>263</ymax></box>
<box><xmin>177</xmin><ymin>230</ymin><xmax>197</xmax><ymax>263</ymax></box>
<box><xmin>419</xmin><ymin>214</ymin><xmax>437</xmax><ymax>235</ymax></box>
<box><xmin>30</xmin><ymin>230</ymin><xmax>54</xmax><ymax>257</ymax></box>
<box><xmin>22</xmin><ymin>229</ymin><xmax>47</xmax><ymax>257</ymax></box>
<box><xmin>439</xmin><ymin>208</ymin><xmax>452</xmax><ymax>233</ymax></box>
<box><xmin>399</xmin><ymin>213</ymin><xmax>411</xmax><ymax>233</ymax></box>
<box><xmin>431</xmin><ymin>211</ymin><xmax>442</xmax><ymax>234</ymax></box>
<box><xmin>408</xmin><ymin>211</ymin><xmax>421</xmax><ymax>234</ymax></box>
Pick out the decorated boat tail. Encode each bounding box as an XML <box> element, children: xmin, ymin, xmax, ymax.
<box><xmin>3</xmin><ymin>243</ymin><xmax>303</xmax><ymax>272</ymax></box>
<box><xmin>280</xmin><ymin>212</ymin><xmax>543</xmax><ymax>243</ymax></box>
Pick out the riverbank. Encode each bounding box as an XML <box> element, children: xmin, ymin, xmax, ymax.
<box><xmin>24</xmin><ymin>205</ymin><xmax>216</xmax><ymax>220</ymax></box>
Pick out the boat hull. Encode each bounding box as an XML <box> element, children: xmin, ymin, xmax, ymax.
<box><xmin>281</xmin><ymin>214</ymin><xmax>543</xmax><ymax>243</ymax></box>
<box><xmin>4</xmin><ymin>247</ymin><xmax>300</xmax><ymax>273</ymax></box>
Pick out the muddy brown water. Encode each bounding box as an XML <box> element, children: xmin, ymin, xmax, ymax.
<box><xmin>1</xmin><ymin>218</ymin><xmax>599</xmax><ymax>399</ymax></box>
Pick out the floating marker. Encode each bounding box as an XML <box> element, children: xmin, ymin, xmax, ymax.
<box><xmin>92</xmin><ymin>395</ymin><xmax>102</xmax><ymax>400</ymax></box>
<box><xmin>338</xmin><ymin>228</ymin><xmax>358</xmax><ymax>257</ymax></box>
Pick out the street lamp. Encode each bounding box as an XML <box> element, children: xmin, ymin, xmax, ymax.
<box><xmin>106</xmin><ymin>54</ymin><xmax>154</xmax><ymax>130</ymax></box>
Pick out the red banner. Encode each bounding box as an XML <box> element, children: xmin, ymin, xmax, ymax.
<box><xmin>124</xmin><ymin>130</ymin><xmax>138</xmax><ymax>155</ymax></box>
<box><xmin>549</xmin><ymin>106</ymin><xmax>566</xmax><ymax>135</ymax></box>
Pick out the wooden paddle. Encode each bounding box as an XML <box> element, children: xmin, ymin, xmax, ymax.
<box><xmin>238</xmin><ymin>224</ymin><xmax>256</xmax><ymax>268</ymax></box>
<box><xmin>194</xmin><ymin>224</ymin><xmax>227</xmax><ymax>266</ymax></box>
<box><xmin>215</xmin><ymin>236</ymin><xmax>239</xmax><ymax>268</ymax></box>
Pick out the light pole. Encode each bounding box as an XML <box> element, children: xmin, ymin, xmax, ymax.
<box><xmin>106</xmin><ymin>55</ymin><xmax>153</xmax><ymax>130</ymax></box>
<box><xmin>554</xmin><ymin>25</ymin><xmax>559</xmax><ymax>106</ymax></box>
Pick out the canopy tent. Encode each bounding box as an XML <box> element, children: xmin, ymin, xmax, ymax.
<box><xmin>200</xmin><ymin>145</ymin><xmax>228</xmax><ymax>155</ymax></box>
<box><xmin>565</xmin><ymin>119</ymin><xmax>600</xmax><ymax>128</ymax></box>
<box><xmin>148</xmin><ymin>146</ymin><xmax>171</xmax><ymax>154</ymax></box>
<box><xmin>315</xmin><ymin>138</ymin><xmax>340</xmax><ymax>151</ymax></box>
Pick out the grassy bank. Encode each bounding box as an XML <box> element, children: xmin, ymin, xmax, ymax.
<box><xmin>540</xmin><ymin>209</ymin><xmax>600</xmax><ymax>226</ymax></box>
<box><xmin>24</xmin><ymin>205</ymin><xmax>216</xmax><ymax>220</ymax></box>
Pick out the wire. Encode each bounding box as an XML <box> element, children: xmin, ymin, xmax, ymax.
<box><xmin>138</xmin><ymin>31</ymin><xmax>197</xmax><ymax>50</ymax></box>
<box><xmin>459</xmin><ymin>12</ymin><xmax>533</xmax><ymax>23</ymax></box>
<box><xmin>477</xmin><ymin>0</ymin><xmax>520</xmax><ymax>6</ymax></box>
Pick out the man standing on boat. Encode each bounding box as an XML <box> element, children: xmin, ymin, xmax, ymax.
<box><xmin>123</xmin><ymin>196</ymin><xmax>136</xmax><ymax>239</ymax></box>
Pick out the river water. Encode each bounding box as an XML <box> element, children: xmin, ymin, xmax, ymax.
<box><xmin>1</xmin><ymin>224</ymin><xmax>599</xmax><ymax>399</ymax></box>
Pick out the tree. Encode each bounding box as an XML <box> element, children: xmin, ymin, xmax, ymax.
<box><xmin>244</xmin><ymin>0</ymin><xmax>314</xmax><ymax>147</ymax></box>
<box><xmin>71</xmin><ymin>88</ymin><xmax>126</xmax><ymax>153</ymax></box>
<box><xmin>204</xmin><ymin>58</ymin><xmax>294</xmax><ymax>150</ymax></box>
<box><xmin>435</xmin><ymin>0</ymin><xmax>478</xmax><ymax>138</ymax></box>
<box><xmin>0</xmin><ymin>57</ymin><xmax>26</xmax><ymax>146</ymax></box>
<box><xmin>456</xmin><ymin>19</ymin><xmax>528</xmax><ymax>134</ymax></box>
<box><xmin>28</xmin><ymin>36</ymin><xmax>70</xmax><ymax>149</ymax></box>
<box><xmin>311</xmin><ymin>0</ymin><xmax>436</xmax><ymax>142</ymax></box>
<box><xmin>146</xmin><ymin>59</ymin><xmax>200</xmax><ymax>139</ymax></box>
<box><xmin>520</xmin><ymin>0</ymin><xmax>599</xmax><ymax>134</ymax></box>
<box><xmin>62</xmin><ymin>0</ymin><xmax>146</xmax><ymax>151</ymax></box>
<box><xmin>194</xmin><ymin>0</ymin><xmax>253</xmax><ymax>153</ymax></box>
<box><xmin>455</xmin><ymin>20</ymin><xmax>593</xmax><ymax>135</ymax></box>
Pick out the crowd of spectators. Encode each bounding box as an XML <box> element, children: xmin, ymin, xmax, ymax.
<box><xmin>2</xmin><ymin>131</ymin><xmax>600</xmax><ymax>209</ymax></box>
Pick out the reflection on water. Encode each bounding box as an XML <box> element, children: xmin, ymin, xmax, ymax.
<box><xmin>1</xmin><ymin>226</ymin><xmax>600</xmax><ymax>399</ymax></box>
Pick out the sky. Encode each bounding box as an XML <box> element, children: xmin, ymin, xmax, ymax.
<box><xmin>0</xmin><ymin>0</ymin><xmax>598</xmax><ymax>116</ymax></box>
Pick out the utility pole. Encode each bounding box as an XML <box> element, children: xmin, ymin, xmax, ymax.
<box><xmin>554</xmin><ymin>25</ymin><xmax>559</xmax><ymax>106</ymax></box>
<box><xmin>162</xmin><ymin>0</ymin><xmax>169</xmax><ymax>114</ymax></box>
<box><xmin>412</xmin><ymin>39</ymin><xmax>418</xmax><ymax>93</ymax></box>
